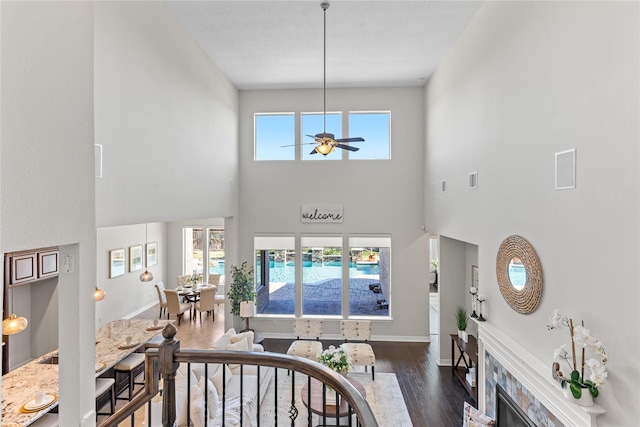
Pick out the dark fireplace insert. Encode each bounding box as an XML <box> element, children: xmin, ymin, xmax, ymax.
<box><xmin>496</xmin><ymin>384</ymin><xmax>536</xmax><ymax>427</ymax></box>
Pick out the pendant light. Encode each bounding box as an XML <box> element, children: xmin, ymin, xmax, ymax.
<box><xmin>2</xmin><ymin>286</ymin><xmax>28</xmax><ymax>335</ymax></box>
<box><xmin>140</xmin><ymin>223</ymin><xmax>154</xmax><ymax>282</ymax></box>
<box><xmin>94</xmin><ymin>286</ymin><xmax>105</xmax><ymax>301</ymax></box>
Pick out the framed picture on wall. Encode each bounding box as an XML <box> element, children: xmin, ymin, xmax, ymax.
<box><xmin>472</xmin><ymin>265</ymin><xmax>479</xmax><ymax>289</ymax></box>
<box><xmin>109</xmin><ymin>248</ymin><xmax>126</xmax><ymax>278</ymax></box>
<box><xmin>146</xmin><ymin>242</ymin><xmax>158</xmax><ymax>267</ymax></box>
<box><xmin>129</xmin><ymin>245</ymin><xmax>143</xmax><ymax>272</ymax></box>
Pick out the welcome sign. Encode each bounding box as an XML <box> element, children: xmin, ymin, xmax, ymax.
<box><xmin>301</xmin><ymin>205</ymin><xmax>343</xmax><ymax>223</ymax></box>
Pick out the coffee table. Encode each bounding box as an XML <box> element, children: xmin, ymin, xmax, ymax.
<box><xmin>301</xmin><ymin>377</ymin><xmax>366</xmax><ymax>426</ymax></box>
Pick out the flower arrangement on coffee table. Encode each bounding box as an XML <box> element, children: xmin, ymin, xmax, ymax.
<box><xmin>547</xmin><ymin>309</ymin><xmax>608</xmax><ymax>400</ymax></box>
<box><xmin>317</xmin><ymin>345</ymin><xmax>352</xmax><ymax>376</ymax></box>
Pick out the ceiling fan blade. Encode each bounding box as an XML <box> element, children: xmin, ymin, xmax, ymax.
<box><xmin>314</xmin><ymin>133</ymin><xmax>335</xmax><ymax>139</ymax></box>
<box><xmin>280</xmin><ymin>142</ymin><xmax>317</xmax><ymax>147</ymax></box>
<box><xmin>310</xmin><ymin>147</ymin><xmax>318</xmax><ymax>155</ymax></box>
<box><xmin>305</xmin><ymin>134</ymin><xmax>318</xmax><ymax>139</ymax></box>
<box><xmin>336</xmin><ymin>144</ymin><xmax>359</xmax><ymax>152</ymax></box>
<box><xmin>335</xmin><ymin>137</ymin><xmax>365</xmax><ymax>143</ymax></box>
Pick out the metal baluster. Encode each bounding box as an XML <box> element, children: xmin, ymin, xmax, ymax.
<box><xmin>204</xmin><ymin>364</ymin><xmax>209</xmax><ymax>424</ymax></box>
<box><xmin>239</xmin><ymin>365</ymin><xmax>244</xmax><ymax>426</ymax></box>
<box><xmin>256</xmin><ymin>365</ymin><xmax>261</xmax><ymax>426</ymax></box>
<box><xmin>289</xmin><ymin>370</ymin><xmax>298</xmax><ymax>426</ymax></box>
<box><xmin>274</xmin><ymin>368</ymin><xmax>278</xmax><ymax>426</ymax></box>
<box><xmin>307</xmin><ymin>376</ymin><xmax>312</xmax><ymax>427</ymax></box>
<box><xmin>222</xmin><ymin>363</ymin><xmax>226</xmax><ymax>427</ymax></box>
<box><xmin>186</xmin><ymin>363</ymin><xmax>191</xmax><ymax>426</ymax></box>
<box><xmin>322</xmin><ymin>382</ymin><xmax>327</xmax><ymax>427</ymax></box>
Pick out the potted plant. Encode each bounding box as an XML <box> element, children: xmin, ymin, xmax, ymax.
<box><xmin>227</xmin><ymin>262</ymin><xmax>256</xmax><ymax>317</ymax></box>
<box><xmin>547</xmin><ymin>309</ymin><xmax>607</xmax><ymax>406</ymax></box>
<box><xmin>456</xmin><ymin>306</ymin><xmax>468</xmax><ymax>342</ymax></box>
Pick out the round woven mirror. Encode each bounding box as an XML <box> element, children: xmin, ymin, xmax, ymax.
<box><xmin>496</xmin><ymin>235</ymin><xmax>543</xmax><ymax>314</ymax></box>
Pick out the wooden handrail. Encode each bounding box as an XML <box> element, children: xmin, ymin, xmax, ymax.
<box><xmin>98</xmin><ymin>324</ymin><xmax>378</xmax><ymax>427</ymax></box>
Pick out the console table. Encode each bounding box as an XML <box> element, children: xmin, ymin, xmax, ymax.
<box><xmin>450</xmin><ymin>334</ymin><xmax>478</xmax><ymax>402</ymax></box>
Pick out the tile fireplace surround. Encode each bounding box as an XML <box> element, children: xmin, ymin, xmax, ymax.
<box><xmin>476</xmin><ymin>321</ymin><xmax>605</xmax><ymax>427</ymax></box>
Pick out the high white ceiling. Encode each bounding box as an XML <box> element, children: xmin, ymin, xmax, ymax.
<box><xmin>165</xmin><ymin>1</ymin><xmax>483</xmax><ymax>90</ymax></box>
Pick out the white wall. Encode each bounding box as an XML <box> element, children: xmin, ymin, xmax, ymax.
<box><xmin>425</xmin><ymin>2</ymin><xmax>639</xmax><ymax>425</ymax></box>
<box><xmin>95</xmin><ymin>222</ymin><xmax>166</xmax><ymax>327</ymax></box>
<box><xmin>1</xmin><ymin>2</ymin><xmax>96</xmax><ymax>425</ymax></box>
<box><xmin>94</xmin><ymin>2</ymin><xmax>239</xmax><ymax>228</ymax></box>
<box><xmin>239</xmin><ymin>87</ymin><xmax>430</xmax><ymax>339</ymax></box>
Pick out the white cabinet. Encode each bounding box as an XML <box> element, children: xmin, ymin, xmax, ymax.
<box><xmin>7</xmin><ymin>247</ymin><xmax>58</xmax><ymax>285</ymax></box>
<box><xmin>38</xmin><ymin>250</ymin><xmax>59</xmax><ymax>279</ymax></box>
<box><xmin>11</xmin><ymin>253</ymin><xmax>37</xmax><ymax>285</ymax></box>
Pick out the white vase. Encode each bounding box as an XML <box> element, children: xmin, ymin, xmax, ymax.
<box><xmin>563</xmin><ymin>386</ymin><xmax>594</xmax><ymax>407</ymax></box>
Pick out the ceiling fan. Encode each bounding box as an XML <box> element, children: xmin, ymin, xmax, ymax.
<box><xmin>282</xmin><ymin>2</ymin><xmax>365</xmax><ymax>156</ymax></box>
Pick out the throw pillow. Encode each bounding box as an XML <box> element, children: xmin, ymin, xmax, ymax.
<box><xmin>226</xmin><ymin>338</ymin><xmax>249</xmax><ymax>369</ymax></box>
<box><xmin>214</xmin><ymin>328</ymin><xmax>237</xmax><ymax>350</ymax></box>
<box><xmin>198</xmin><ymin>376</ymin><xmax>219</xmax><ymax>420</ymax></box>
<box><xmin>187</xmin><ymin>381</ymin><xmax>207</xmax><ymax>427</ymax></box>
<box><xmin>191</xmin><ymin>363</ymin><xmax>220</xmax><ymax>381</ymax></box>
<box><xmin>463</xmin><ymin>402</ymin><xmax>495</xmax><ymax>427</ymax></box>
<box><xmin>226</xmin><ymin>338</ymin><xmax>249</xmax><ymax>352</ymax></box>
<box><xmin>210</xmin><ymin>364</ymin><xmax>232</xmax><ymax>395</ymax></box>
<box><xmin>230</xmin><ymin>330</ymin><xmax>254</xmax><ymax>347</ymax></box>
<box><xmin>177</xmin><ymin>371</ymin><xmax>207</xmax><ymax>427</ymax></box>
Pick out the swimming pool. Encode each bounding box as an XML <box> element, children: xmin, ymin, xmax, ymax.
<box><xmin>209</xmin><ymin>260</ymin><xmax>379</xmax><ymax>283</ymax></box>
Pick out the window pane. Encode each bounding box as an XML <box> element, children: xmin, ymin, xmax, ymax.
<box><xmin>302</xmin><ymin>238</ymin><xmax>342</xmax><ymax>316</ymax></box>
<box><xmin>184</xmin><ymin>227</ymin><xmax>204</xmax><ymax>279</ymax></box>
<box><xmin>255</xmin><ymin>114</ymin><xmax>295</xmax><ymax>161</ymax></box>
<box><xmin>348</xmin><ymin>112</ymin><xmax>390</xmax><ymax>160</ymax></box>
<box><xmin>349</xmin><ymin>237</ymin><xmax>391</xmax><ymax>316</ymax></box>
<box><xmin>208</xmin><ymin>228</ymin><xmax>225</xmax><ymax>283</ymax></box>
<box><xmin>302</xmin><ymin>113</ymin><xmax>342</xmax><ymax>161</ymax></box>
<box><xmin>255</xmin><ymin>249</ymin><xmax>296</xmax><ymax>315</ymax></box>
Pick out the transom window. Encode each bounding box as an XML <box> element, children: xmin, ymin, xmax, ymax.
<box><xmin>254</xmin><ymin>111</ymin><xmax>390</xmax><ymax>161</ymax></box>
<box><xmin>255</xmin><ymin>113</ymin><xmax>295</xmax><ymax>161</ymax></box>
<box><xmin>301</xmin><ymin>113</ymin><xmax>342</xmax><ymax>161</ymax></box>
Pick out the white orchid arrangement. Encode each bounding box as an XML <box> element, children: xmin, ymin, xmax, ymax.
<box><xmin>317</xmin><ymin>345</ymin><xmax>352</xmax><ymax>375</ymax></box>
<box><xmin>547</xmin><ymin>309</ymin><xmax>608</xmax><ymax>399</ymax></box>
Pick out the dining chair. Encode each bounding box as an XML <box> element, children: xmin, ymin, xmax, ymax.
<box><xmin>194</xmin><ymin>286</ymin><xmax>216</xmax><ymax>323</ymax></box>
<box><xmin>154</xmin><ymin>282</ymin><xmax>168</xmax><ymax>319</ymax></box>
<box><xmin>177</xmin><ymin>275</ymin><xmax>189</xmax><ymax>288</ymax></box>
<box><xmin>164</xmin><ymin>289</ymin><xmax>192</xmax><ymax>325</ymax></box>
<box><xmin>214</xmin><ymin>283</ymin><xmax>225</xmax><ymax>313</ymax></box>
<box><xmin>208</xmin><ymin>273</ymin><xmax>221</xmax><ymax>287</ymax></box>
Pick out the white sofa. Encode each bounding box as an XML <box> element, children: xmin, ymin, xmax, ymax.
<box><xmin>149</xmin><ymin>328</ymin><xmax>273</xmax><ymax>427</ymax></box>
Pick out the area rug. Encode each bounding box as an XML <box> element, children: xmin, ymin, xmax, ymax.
<box><xmin>259</xmin><ymin>369</ymin><xmax>413</xmax><ymax>427</ymax></box>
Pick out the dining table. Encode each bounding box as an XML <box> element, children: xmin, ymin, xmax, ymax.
<box><xmin>1</xmin><ymin>318</ymin><xmax>173</xmax><ymax>427</ymax></box>
<box><xmin>177</xmin><ymin>284</ymin><xmax>217</xmax><ymax>320</ymax></box>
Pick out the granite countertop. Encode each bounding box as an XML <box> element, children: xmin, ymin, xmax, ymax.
<box><xmin>1</xmin><ymin>319</ymin><xmax>172</xmax><ymax>427</ymax></box>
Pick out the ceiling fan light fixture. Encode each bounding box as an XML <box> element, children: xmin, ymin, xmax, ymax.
<box><xmin>316</xmin><ymin>143</ymin><xmax>334</xmax><ymax>155</ymax></box>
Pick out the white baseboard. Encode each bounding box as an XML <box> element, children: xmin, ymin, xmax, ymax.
<box><xmin>438</xmin><ymin>358</ymin><xmax>452</xmax><ymax>367</ymax></box>
<box><xmin>124</xmin><ymin>301</ymin><xmax>158</xmax><ymax>319</ymax></box>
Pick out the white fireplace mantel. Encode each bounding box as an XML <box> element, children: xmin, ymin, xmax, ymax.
<box><xmin>476</xmin><ymin>320</ymin><xmax>605</xmax><ymax>427</ymax></box>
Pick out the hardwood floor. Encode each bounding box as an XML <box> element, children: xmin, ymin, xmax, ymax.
<box><xmin>132</xmin><ymin>304</ymin><xmax>474</xmax><ymax>426</ymax></box>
